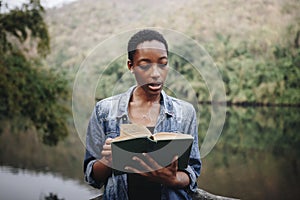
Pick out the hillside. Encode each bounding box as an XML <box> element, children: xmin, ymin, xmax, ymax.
<box><xmin>44</xmin><ymin>0</ymin><xmax>300</xmax><ymax>104</ymax></box>
<box><xmin>45</xmin><ymin>0</ymin><xmax>297</xmax><ymax>69</ymax></box>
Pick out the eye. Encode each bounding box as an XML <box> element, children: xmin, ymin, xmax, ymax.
<box><xmin>138</xmin><ymin>63</ymin><xmax>151</xmax><ymax>70</ymax></box>
<box><xmin>158</xmin><ymin>62</ymin><xmax>168</xmax><ymax>68</ymax></box>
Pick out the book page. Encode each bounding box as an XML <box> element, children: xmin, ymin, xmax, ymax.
<box><xmin>119</xmin><ymin>123</ymin><xmax>152</xmax><ymax>138</ymax></box>
<box><xmin>154</xmin><ymin>132</ymin><xmax>193</xmax><ymax>141</ymax></box>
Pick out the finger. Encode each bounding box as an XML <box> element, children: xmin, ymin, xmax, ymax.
<box><xmin>102</xmin><ymin>144</ymin><xmax>111</xmax><ymax>150</ymax></box>
<box><xmin>171</xmin><ymin>155</ymin><xmax>178</xmax><ymax>163</ymax></box>
<box><xmin>132</xmin><ymin>156</ymin><xmax>154</xmax><ymax>172</ymax></box>
<box><xmin>142</xmin><ymin>153</ymin><xmax>161</xmax><ymax>170</ymax></box>
<box><xmin>101</xmin><ymin>150</ymin><xmax>111</xmax><ymax>157</ymax></box>
<box><xmin>103</xmin><ymin>138</ymin><xmax>113</xmax><ymax>149</ymax></box>
<box><xmin>102</xmin><ymin>147</ymin><xmax>111</xmax><ymax>155</ymax></box>
<box><xmin>124</xmin><ymin>166</ymin><xmax>143</xmax><ymax>174</ymax></box>
<box><xmin>170</xmin><ymin>155</ymin><xmax>178</xmax><ymax>170</ymax></box>
<box><xmin>105</xmin><ymin>137</ymin><xmax>113</xmax><ymax>144</ymax></box>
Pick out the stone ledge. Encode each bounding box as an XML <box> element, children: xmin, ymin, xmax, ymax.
<box><xmin>90</xmin><ymin>188</ymin><xmax>240</xmax><ymax>200</ymax></box>
<box><xmin>191</xmin><ymin>188</ymin><xmax>239</xmax><ymax>200</ymax></box>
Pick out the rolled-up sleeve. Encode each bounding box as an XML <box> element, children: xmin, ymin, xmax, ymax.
<box><xmin>83</xmin><ymin>105</ymin><xmax>106</xmax><ymax>188</ymax></box>
<box><xmin>84</xmin><ymin>159</ymin><xmax>104</xmax><ymax>188</ymax></box>
<box><xmin>184</xmin><ymin>106</ymin><xmax>201</xmax><ymax>193</ymax></box>
<box><xmin>183</xmin><ymin>160</ymin><xmax>201</xmax><ymax>193</ymax></box>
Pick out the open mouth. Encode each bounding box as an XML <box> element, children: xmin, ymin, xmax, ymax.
<box><xmin>147</xmin><ymin>83</ymin><xmax>162</xmax><ymax>90</ymax></box>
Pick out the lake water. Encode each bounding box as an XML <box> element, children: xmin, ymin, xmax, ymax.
<box><xmin>197</xmin><ymin>106</ymin><xmax>300</xmax><ymax>199</ymax></box>
<box><xmin>0</xmin><ymin>166</ymin><xmax>99</xmax><ymax>200</ymax></box>
<box><xmin>0</xmin><ymin>106</ymin><xmax>299</xmax><ymax>200</ymax></box>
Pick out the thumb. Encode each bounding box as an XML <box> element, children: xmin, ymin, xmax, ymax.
<box><xmin>170</xmin><ymin>155</ymin><xmax>178</xmax><ymax>170</ymax></box>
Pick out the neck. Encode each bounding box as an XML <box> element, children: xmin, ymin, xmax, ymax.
<box><xmin>131</xmin><ymin>86</ymin><xmax>161</xmax><ymax>104</ymax></box>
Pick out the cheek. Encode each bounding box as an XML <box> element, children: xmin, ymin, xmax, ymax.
<box><xmin>134</xmin><ymin>72</ymin><xmax>147</xmax><ymax>84</ymax></box>
<box><xmin>161</xmin><ymin>69</ymin><xmax>169</xmax><ymax>79</ymax></box>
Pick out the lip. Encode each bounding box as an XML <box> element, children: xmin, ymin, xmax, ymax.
<box><xmin>147</xmin><ymin>82</ymin><xmax>162</xmax><ymax>91</ymax></box>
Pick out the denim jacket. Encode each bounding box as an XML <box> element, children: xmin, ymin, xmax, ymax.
<box><xmin>84</xmin><ymin>86</ymin><xmax>201</xmax><ymax>200</ymax></box>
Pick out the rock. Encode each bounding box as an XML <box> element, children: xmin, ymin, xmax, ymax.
<box><xmin>191</xmin><ymin>188</ymin><xmax>239</xmax><ymax>200</ymax></box>
<box><xmin>89</xmin><ymin>188</ymin><xmax>239</xmax><ymax>200</ymax></box>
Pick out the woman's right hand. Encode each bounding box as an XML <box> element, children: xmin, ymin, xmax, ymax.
<box><xmin>92</xmin><ymin>138</ymin><xmax>113</xmax><ymax>182</ymax></box>
<box><xmin>100</xmin><ymin>137</ymin><xmax>113</xmax><ymax>167</ymax></box>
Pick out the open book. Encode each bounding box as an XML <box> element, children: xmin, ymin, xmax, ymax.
<box><xmin>111</xmin><ymin>124</ymin><xmax>194</xmax><ymax>174</ymax></box>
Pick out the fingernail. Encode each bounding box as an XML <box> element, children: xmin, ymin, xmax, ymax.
<box><xmin>125</xmin><ymin>166</ymin><xmax>129</xmax><ymax>170</ymax></box>
<box><xmin>132</xmin><ymin>157</ymin><xmax>137</xmax><ymax>161</ymax></box>
<box><xmin>142</xmin><ymin>153</ymin><xmax>146</xmax><ymax>156</ymax></box>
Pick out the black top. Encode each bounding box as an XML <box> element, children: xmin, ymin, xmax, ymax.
<box><xmin>127</xmin><ymin>126</ymin><xmax>161</xmax><ymax>200</ymax></box>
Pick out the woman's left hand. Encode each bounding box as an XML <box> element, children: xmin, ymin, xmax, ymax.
<box><xmin>125</xmin><ymin>153</ymin><xmax>189</xmax><ymax>188</ymax></box>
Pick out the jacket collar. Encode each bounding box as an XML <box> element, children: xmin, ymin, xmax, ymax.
<box><xmin>117</xmin><ymin>86</ymin><xmax>175</xmax><ymax>118</ymax></box>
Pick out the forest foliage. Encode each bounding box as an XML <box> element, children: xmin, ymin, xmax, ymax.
<box><xmin>62</xmin><ymin>0</ymin><xmax>298</xmax><ymax>105</ymax></box>
<box><xmin>211</xmin><ymin>28</ymin><xmax>300</xmax><ymax>105</ymax></box>
<box><xmin>0</xmin><ymin>0</ymin><xmax>70</xmax><ymax>145</ymax></box>
<box><xmin>94</xmin><ymin>28</ymin><xmax>300</xmax><ymax>105</ymax></box>
<box><xmin>211</xmin><ymin>10</ymin><xmax>300</xmax><ymax>105</ymax></box>
<box><xmin>0</xmin><ymin>0</ymin><xmax>299</xmax><ymax>146</ymax></box>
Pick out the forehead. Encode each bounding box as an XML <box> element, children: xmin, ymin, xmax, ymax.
<box><xmin>136</xmin><ymin>40</ymin><xmax>167</xmax><ymax>52</ymax></box>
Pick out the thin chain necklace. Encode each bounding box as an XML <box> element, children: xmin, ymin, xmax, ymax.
<box><xmin>128</xmin><ymin>102</ymin><xmax>160</xmax><ymax>126</ymax></box>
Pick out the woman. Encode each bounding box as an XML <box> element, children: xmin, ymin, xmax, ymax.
<box><xmin>84</xmin><ymin>29</ymin><xmax>201</xmax><ymax>200</ymax></box>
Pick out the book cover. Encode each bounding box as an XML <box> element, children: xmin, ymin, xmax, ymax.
<box><xmin>111</xmin><ymin>124</ymin><xmax>193</xmax><ymax>174</ymax></box>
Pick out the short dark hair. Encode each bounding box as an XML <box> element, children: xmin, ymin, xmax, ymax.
<box><xmin>127</xmin><ymin>29</ymin><xmax>168</xmax><ymax>63</ymax></box>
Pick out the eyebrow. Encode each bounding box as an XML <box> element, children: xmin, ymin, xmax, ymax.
<box><xmin>137</xmin><ymin>56</ymin><xmax>168</xmax><ymax>63</ymax></box>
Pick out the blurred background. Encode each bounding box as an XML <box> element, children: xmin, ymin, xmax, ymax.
<box><xmin>0</xmin><ymin>0</ymin><xmax>299</xmax><ymax>199</ymax></box>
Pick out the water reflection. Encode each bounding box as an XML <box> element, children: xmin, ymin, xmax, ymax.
<box><xmin>198</xmin><ymin>106</ymin><xmax>300</xmax><ymax>200</ymax></box>
<box><xmin>0</xmin><ymin>166</ymin><xmax>99</xmax><ymax>200</ymax></box>
<box><xmin>44</xmin><ymin>193</ymin><xmax>65</xmax><ymax>200</ymax></box>
<box><xmin>0</xmin><ymin>106</ymin><xmax>299</xmax><ymax>200</ymax></box>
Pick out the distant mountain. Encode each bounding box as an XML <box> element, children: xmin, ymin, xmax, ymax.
<box><xmin>44</xmin><ymin>0</ymin><xmax>300</xmax><ymax>105</ymax></box>
<box><xmin>45</xmin><ymin>0</ymin><xmax>299</xmax><ymax>72</ymax></box>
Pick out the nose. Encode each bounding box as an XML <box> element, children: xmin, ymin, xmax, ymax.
<box><xmin>150</xmin><ymin>64</ymin><xmax>160</xmax><ymax>79</ymax></box>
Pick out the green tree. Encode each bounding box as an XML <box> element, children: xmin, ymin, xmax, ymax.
<box><xmin>0</xmin><ymin>0</ymin><xmax>70</xmax><ymax>145</ymax></box>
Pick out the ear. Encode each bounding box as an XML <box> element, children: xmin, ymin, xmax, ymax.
<box><xmin>127</xmin><ymin>60</ymin><xmax>133</xmax><ymax>72</ymax></box>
